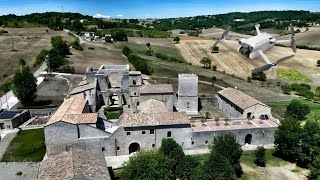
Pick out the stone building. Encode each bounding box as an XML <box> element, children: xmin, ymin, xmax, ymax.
<box><xmin>44</xmin><ymin>64</ymin><xmax>278</xmax><ymax>160</ymax></box>
<box><xmin>0</xmin><ymin>110</ymin><xmax>31</xmax><ymax>129</ymax></box>
<box><xmin>216</xmin><ymin>88</ymin><xmax>271</xmax><ymax>119</ymax></box>
<box><xmin>177</xmin><ymin>74</ymin><xmax>198</xmax><ymax>115</ymax></box>
<box><xmin>38</xmin><ymin>148</ymin><xmax>111</xmax><ymax>180</ymax></box>
<box><xmin>139</xmin><ymin>84</ymin><xmax>174</xmax><ymax>112</ymax></box>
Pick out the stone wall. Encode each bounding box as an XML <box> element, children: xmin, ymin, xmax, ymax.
<box><xmin>177</xmin><ymin>74</ymin><xmax>198</xmax><ymax>114</ymax></box>
<box><xmin>191</xmin><ymin>126</ymin><xmax>277</xmax><ymax>149</ymax></box>
<box><xmin>140</xmin><ymin>94</ymin><xmax>174</xmax><ymax>112</ymax></box>
<box><xmin>199</xmin><ymin>97</ymin><xmax>218</xmax><ymax>108</ymax></box>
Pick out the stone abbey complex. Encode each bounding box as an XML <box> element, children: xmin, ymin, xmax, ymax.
<box><xmin>40</xmin><ymin>64</ymin><xmax>278</xmax><ymax>179</ymax></box>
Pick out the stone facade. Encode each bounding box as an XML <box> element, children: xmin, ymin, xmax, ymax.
<box><xmin>177</xmin><ymin>74</ymin><xmax>198</xmax><ymax>114</ymax></box>
<box><xmin>44</xmin><ymin>65</ymin><xmax>279</xmax><ymax>159</ymax></box>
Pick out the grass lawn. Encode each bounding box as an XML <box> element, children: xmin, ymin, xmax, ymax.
<box><xmin>104</xmin><ymin>106</ymin><xmax>123</xmax><ymax>120</ymax></box>
<box><xmin>1</xmin><ymin>129</ymin><xmax>46</xmax><ymax>162</ymax></box>
<box><xmin>241</xmin><ymin>149</ymin><xmax>290</xmax><ymax>168</ymax></box>
<box><xmin>267</xmin><ymin>98</ymin><xmax>320</xmax><ymax>121</ymax></box>
<box><xmin>277</xmin><ymin>68</ymin><xmax>311</xmax><ymax>83</ymax></box>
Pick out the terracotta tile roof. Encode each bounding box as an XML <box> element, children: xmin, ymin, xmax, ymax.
<box><xmin>38</xmin><ymin>148</ymin><xmax>111</xmax><ymax>180</ymax></box>
<box><xmin>70</xmin><ymin>83</ymin><xmax>95</xmax><ymax>95</ymax></box>
<box><xmin>140</xmin><ymin>99</ymin><xmax>167</xmax><ymax>113</ymax></box>
<box><xmin>218</xmin><ymin>88</ymin><xmax>268</xmax><ymax>110</ymax></box>
<box><xmin>120</xmin><ymin>112</ymin><xmax>189</xmax><ymax>127</ymax></box>
<box><xmin>46</xmin><ymin>97</ymin><xmax>97</xmax><ymax>126</ymax></box>
<box><xmin>140</xmin><ymin>84</ymin><xmax>174</xmax><ymax>94</ymax></box>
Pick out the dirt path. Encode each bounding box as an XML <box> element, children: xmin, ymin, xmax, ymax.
<box><xmin>242</xmin><ymin>163</ymin><xmax>308</xmax><ymax>180</ymax></box>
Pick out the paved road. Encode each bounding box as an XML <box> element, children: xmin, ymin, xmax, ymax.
<box><xmin>0</xmin><ymin>162</ymin><xmax>39</xmax><ymax>180</ymax></box>
<box><xmin>0</xmin><ymin>63</ymin><xmax>47</xmax><ymax>110</ymax></box>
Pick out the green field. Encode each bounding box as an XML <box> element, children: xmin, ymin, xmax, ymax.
<box><xmin>267</xmin><ymin>98</ymin><xmax>320</xmax><ymax>121</ymax></box>
<box><xmin>277</xmin><ymin>68</ymin><xmax>311</xmax><ymax>82</ymax></box>
<box><xmin>1</xmin><ymin>129</ymin><xmax>46</xmax><ymax>162</ymax></box>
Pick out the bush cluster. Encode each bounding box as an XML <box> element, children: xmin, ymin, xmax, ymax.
<box><xmin>281</xmin><ymin>83</ymin><xmax>315</xmax><ymax>99</ymax></box>
<box><xmin>122</xmin><ymin>46</ymin><xmax>153</xmax><ymax>75</ymax></box>
<box><xmin>154</xmin><ymin>52</ymin><xmax>183</xmax><ymax>63</ymax></box>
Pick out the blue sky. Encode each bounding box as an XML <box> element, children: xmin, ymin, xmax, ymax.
<box><xmin>0</xmin><ymin>0</ymin><xmax>319</xmax><ymax>18</ymax></box>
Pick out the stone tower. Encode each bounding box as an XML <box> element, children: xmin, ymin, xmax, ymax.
<box><xmin>177</xmin><ymin>74</ymin><xmax>198</xmax><ymax>115</ymax></box>
<box><xmin>129</xmin><ymin>71</ymin><xmax>142</xmax><ymax>113</ymax></box>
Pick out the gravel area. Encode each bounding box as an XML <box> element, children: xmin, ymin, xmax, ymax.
<box><xmin>0</xmin><ymin>162</ymin><xmax>39</xmax><ymax>180</ymax></box>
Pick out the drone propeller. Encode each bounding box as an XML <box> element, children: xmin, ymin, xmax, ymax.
<box><xmin>290</xmin><ymin>24</ymin><xmax>297</xmax><ymax>53</ymax></box>
<box><xmin>252</xmin><ymin>55</ymin><xmax>294</xmax><ymax>74</ymax></box>
<box><xmin>211</xmin><ymin>26</ymin><xmax>231</xmax><ymax>50</ymax></box>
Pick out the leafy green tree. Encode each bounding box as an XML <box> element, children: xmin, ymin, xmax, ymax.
<box><xmin>35</xmin><ymin>49</ymin><xmax>48</xmax><ymax>65</ymax></box>
<box><xmin>247</xmin><ymin>76</ymin><xmax>252</xmax><ymax>82</ymax></box>
<box><xmin>11</xmin><ymin>66</ymin><xmax>37</xmax><ymax>105</ymax></box>
<box><xmin>200</xmin><ymin>57</ymin><xmax>212</xmax><ymax>68</ymax></box>
<box><xmin>309</xmin><ymin>155</ymin><xmax>320</xmax><ymax>180</ymax></box>
<box><xmin>199</xmin><ymin>152</ymin><xmax>236</xmax><ymax>180</ymax></box>
<box><xmin>317</xmin><ymin>60</ymin><xmax>320</xmax><ymax>66</ymax></box>
<box><xmin>297</xmin><ymin>120</ymin><xmax>320</xmax><ymax>167</ymax></box>
<box><xmin>174</xmin><ymin>36</ymin><xmax>180</xmax><ymax>44</ymax></box>
<box><xmin>274</xmin><ymin>118</ymin><xmax>303</xmax><ymax>162</ymax></box>
<box><xmin>145</xmin><ymin>49</ymin><xmax>153</xmax><ymax>56</ymax></box>
<box><xmin>285</xmin><ymin>99</ymin><xmax>310</xmax><ymax>120</ymax></box>
<box><xmin>120</xmin><ymin>150</ymin><xmax>173</xmax><ymax>180</ymax></box>
<box><xmin>111</xmin><ymin>30</ymin><xmax>128</xmax><ymax>41</ymax></box>
<box><xmin>159</xmin><ymin>138</ymin><xmax>185</xmax><ymax>164</ymax></box>
<box><xmin>122</xmin><ymin>46</ymin><xmax>132</xmax><ymax>57</ymax></box>
<box><xmin>211</xmin><ymin>134</ymin><xmax>243</xmax><ymax>177</ymax></box>
<box><xmin>51</xmin><ymin>36</ymin><xmax>70</xmax><ymax>56</ymax></box>
<box><xmin>46</xmin><ymin>48</ymin><xmax>66</xmax><ymax>71</ymax></box>
<box><xmin>176</xmin><ymin>156</ymin><xmax>199</xmax><ymax>180</ymax></box>
<box><xmin>255</xmin><ymin>146</ymin><xmax>266</xmax><ymax>167</ymax></box>
<box><xmin>70</xmin><ymin>38</ymin><xmax>83</xmax><ymax>51</ymax></box>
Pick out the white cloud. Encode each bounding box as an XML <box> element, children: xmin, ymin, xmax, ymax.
<box><xmin>93</xmin><ymin>14</ymin><xmax>111</xmax><ymax>19</ymax></box>
<box><xmin>116</xmin><ymin>14</ymin><xmax>123</xmax><ymax>17</ymax></box>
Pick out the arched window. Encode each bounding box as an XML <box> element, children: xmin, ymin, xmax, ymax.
<box><xmin>167</xmin><ymin>131</ymin><xmax>171</xmax><ymax>137</ymax></box>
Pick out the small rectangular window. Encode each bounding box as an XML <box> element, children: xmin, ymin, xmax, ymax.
<box><xmin>192</xmin><ymin>141</ymin><xmax>194</xmax><ymax>145</ymax></box>
<box><xmin>150</xmin><ymin>129</ymin><xmax>154</xmax><ymax>134</ymax></box>
<box><xmin>117</xmin><ymin>147</ymin><xmax>120</xmax><ymax>150</ymax></box>
<box><xmin>127</xmin><ymin>132</ymin><xmax>131</xmax><ymax>135</ymax></box>
<box><xmin>142</xmin><ymin>131</ymin><xmax>146</xmax><ymax>134</ymax></box>
<box><xmin>152</xmin><ymin>144</ymin><xmax>155</xmax><ymax>148</ymax></box>
<box><xmin>205</xmin><ymin>140</ymin><xmax>208</xmax><ymax>144</ymax></box>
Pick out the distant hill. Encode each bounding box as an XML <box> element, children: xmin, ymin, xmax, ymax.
<box><xmin>1</xmin><ymin>11</ymin><xmax>319</xmax><ymax>35</ymax></box>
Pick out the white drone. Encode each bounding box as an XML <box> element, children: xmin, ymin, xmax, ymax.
<box><xmin>212</xmin><ymin>24</ymin><xmax>297</xmax><ymax>73</ymax></box>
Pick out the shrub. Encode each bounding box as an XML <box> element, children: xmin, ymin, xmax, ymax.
<box><xmin>212</xmin><ymin>76</ymin><xmax>217</xmax><ymax>82</ymax></box>
<box><xmin>127</xmin><ymin>54</ymin><xmax>153</xmax><ymax>75</ymax></box>
<box><xmin>57</xmin><ymin>65</ymin><xmax>75</xmax><ymax>73</ymax></box>
<box><xmin>316</xmin><ymin>86</ymin><xmax>320</xmax><ymax>97</ymax></box>
<box><xmin>35</xmin><ymin>49</ymin><xmax>49</xmax><ymax>65</ymax></box>
<box><xmin>317</xmin><ymin>60</ymin><xmax>320</xmax><ymax>67</ymax></box>
<box><xmin>212</xmin><ymin>65</ymin><xmax>217</xmax><ymax>71</ymax></box>
<box><xmin>255</xmin><ymin>146</ymin><xmax>266</xmax><ymax>167</ymax></box>
<box><xmin>281</xmin><ymin>84</ymin><xmax>292</xmax><ymax>94</ymax></box>
<box><xmin>252</xmin><ymin>72</ymin><xmax>267</xmax><ymax>82</ymax></box>
<box><xmin>122</xmin><ymin>46</ymin><xmax>132</xmax><ymax>57</ymax></box>
<box><xmin>70</xmin><ymin>38</ymin><xmax>83</xmax><ymax>51</ymax></box>
<box><xmin>247</xmin><ymin>76</ymin><xmax>252</xmax><ymax>82</ymax></box>
<box><xmin>145</xmin><ymin>49</ymin><xmax>153</xmax><ymax>56</ymax></box>
<box><xmin>111</xmin><ymin>29</ymin><xmax>128</xmax><ymax>41</ymax></box>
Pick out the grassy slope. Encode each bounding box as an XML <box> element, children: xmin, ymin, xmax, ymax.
<box><xmin>277</xmin><ymin>68</ymin><xmax>311</xmax><ymax>83</ymax></box>
<box><xmin>1</xmin><ymin>129</ymin><xmax>46</xmax><ymax>162</ymax></box>
<box><xmin>267</xmin><ymin>98</ymin><xmax>320</xmax><ymax>121</ymax></box>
